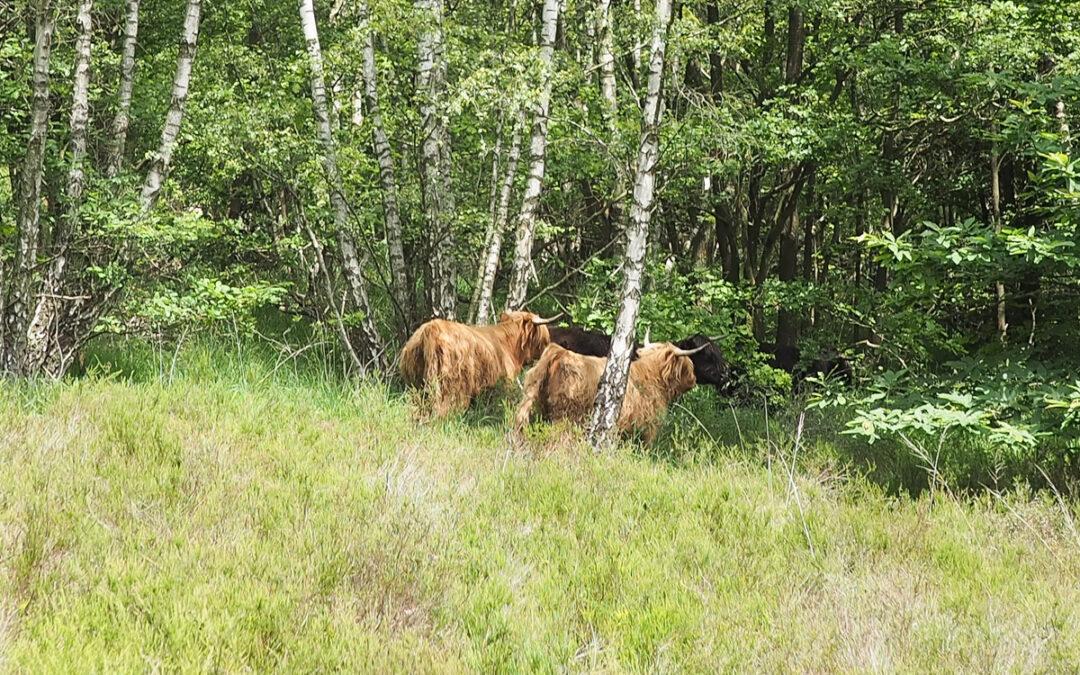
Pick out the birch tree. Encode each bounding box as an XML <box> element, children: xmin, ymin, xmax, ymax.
<box><xmin>359</xmin><ymin>0</ymin><xmax>409</xmax><ymax>332</ymax></box>
<box><xmin>3</xmin><ymin>0</ymin><xmax>55</xmax><ymax>373</ymax></box>
<box><xmin>596</xmin><ymin>0</ymin><xmax>617</xmax><ymax>127</ymax></box>
<box><xmin>473</xmin><ymin>111</ymin><xmax>524</xmax><ymax>324</ymax></box>
<box><xmin>105</xmin><ymin>0</ymin><xmax>139</xmax><ymax>178</ymax></box>
<box><xmin>504</xmin><ymin>0</ymin><xmax>560</xmax><ymax>310</ymax></box>
<box><xmin>20</xmin><ymin>0</ymin><xmax>94</xmax><ymax>377</ymax></box>
<box><xmin>416</xmin><ymin>0</ymin><xmax>457</xmax><ymax>319</ymax></box>
<box><xmin>595</xmin><ymin>0</ymin><xmax>625</xmax><ymax>238</ymax></box>
<box><xmin>300</xmin><ymin>0</ymin><xmax>386</xmax><ymax>371</ymax></box>
<box><xmin>140</xmin><ymin>0</ymin><xmax>202</xmax><ymax>211</ymax></box>
<box><xmin>588</xmin><ymin>0</ymin><xmax>673</xmax><ymax>448</ymax></box>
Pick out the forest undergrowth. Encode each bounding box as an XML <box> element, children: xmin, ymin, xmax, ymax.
<box><xmin>1</xmin><ymin>336</ymin><xmax>1078</xmax><ymax>671</ymax></box>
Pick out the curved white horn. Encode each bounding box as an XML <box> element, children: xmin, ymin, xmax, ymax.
<box><xmin>643</xmin><ymin>327</ymin><xmax>655</xmax><ymax>348</ymax></box>
<box><xmin>532</xmin><ymin>312</ymin><xmax>564</xmax><ymax>325</ymax></box>
<box><xmin>671</xmin><ymin>344</ymin><xmax>708</xmax><ymax>357</ymax></box>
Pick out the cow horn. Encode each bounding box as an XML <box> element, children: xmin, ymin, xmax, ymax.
<box><xmin>643</xmin><ymin>327</ymin><xmax>655</xmax><ymax>349</ymax></box>
<box><xmin>671</xmin><ymin>344</ymin><xmax>708</xmax><ymax>357</ymax></box>
<box><xmin>532</xmin><ymin>312</ymin><xmax>563</xmax><ymax>325</ymax></box>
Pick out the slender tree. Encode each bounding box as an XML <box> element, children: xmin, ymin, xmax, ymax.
<box><xmin>505</xmin><ymin>0</ymin><xmax>561</xmax><ymax>310</ymax></box>
<box><xmin>775</xmin><ymin>6</ymin><xmax>806</xmax><ymax>352</ymax></box>
<box><xmin>991</xmin><ymin>142</ymin><xmax>1007</xmax><ymax>340</ymax></box>
<box><xmin>299</xmin><ymin>0</ymin><xmax>386</xmax><ymax>371</ymax></box>
<box><xmin>596</xmin><ymin>0</ymin><xmax>617</xmax><ymax>120</ymax></box>
<box><xmin>3</xmin><ymin>0</ymin><xmax>55</xmax><ymax>373</ymax></box>
<box><xmin>359</xmin><ymin>0</ymin><xmax>409</xmax><ymax>333</ymax></box>
<box><xmin>588</xmin><ymin>0</ymin><xmax>673</xmax><ymax>448</ymax></box>
<box><xmin>473</xmin><ymin>111</ymin><xmax>525</xmax><ymax>324</ymax></box>
<box><xmin>140</xmin><ymin>0</ymin><xmax>202</xmax><ymax>211</ymax></box>
<box><xmin>105</xmin><ymin>0</ymin><xmax>139</xmax><ymax>178</ymax></box>
<box><xmin>416</xmin><ymin>0</ymin><xmax>457</xmax><ymax>319</ymax></box>
<box><xmin>21</xmin><ymin>0</ymin><xmax>94</xmax><ymax>377</ymax></box>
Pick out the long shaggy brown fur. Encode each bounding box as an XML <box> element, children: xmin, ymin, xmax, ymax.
<box><xmin>399</xmin><ymin>311</ymin><xmax>552</xmax><ymax>417</ymax></box>
<box><xmin>515</xmin><ymin>342</ymin><xmax>698</xmax><ymax>442</ymax></box>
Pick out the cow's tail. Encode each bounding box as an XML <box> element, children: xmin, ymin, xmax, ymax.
<box><xmin>400</xmin><ymin>324</ymin><xmax>444</xmax><ymax>388</ymax></box>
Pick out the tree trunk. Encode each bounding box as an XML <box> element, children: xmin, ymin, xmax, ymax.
<box><xmin>596</xmin><ymin>0</ymin><xmax>617</xmax><ymax>123</ymax></box>
<box><xmin>140</xmin><ymin>0</ymin><xmax>202</xmax><ymax>211</ymax></box>
<box><xmin>300</xmin><ymin>0</ymin><xmax>385</xmax><ymax>371</ymax></box>
<box><xmin>105</xmin><ymin>0</ymin><xmax>139</xmax><ymax>178</ymax></box>
<box><xmin>20</xmin><ymin>0</ymin><xmax>94</xmax><ymax>378</ymax></box>
<box><xmin>505</xmin><ymin>0</ymin><xmax>561</xmax><ymax>310</ymax></box>
<box><xmin>775</xmin><ymin>6</ymin><xmax>804</xmax><ymax>351</ymax></box>
<box><xmin>359</xmin><ymin>0</ymin><xmax>409</xmax><ymax>333</ymax></box>
<box><xmin>1056</xmin><ymin>100</ymin><xmax>1070</xmax><ymax>149</ymax></box>
<box><xmin>588</xmin><ymin>0</ymin><xmax>673</xmax><ymax>448</ymax></box>
<box><xmin>630</xmin><ymin>0</ymin><xmax>642</xmax><ymax>88</ymax></box>
<box><xmin>474</xmin><ymin>112</ymin><xmax>525</xmax><ymax>324</ymax></box>
<box><xmin>991</xmin><ymin>144</ymin><xmax>1006</xmax><ymax>340</ymax></box>
<box><xmin>3</xmin><ymin>0</ymin><xmax>55</xmax><ymax>373</ymax></box>
<box><xmin>416</xmin><ymin>0</ymin><xmax>457</xmax><ymax>319</ymax></box>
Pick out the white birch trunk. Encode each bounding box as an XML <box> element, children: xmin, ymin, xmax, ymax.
<box><xmin>4</xmin><ymin>0</ymin><xmax>55</xmax><ymax>372</ymax></box>
<box><xmin>416</xmin><ymin>0</ymin><xmax>457</xmax><ymax>319</ymax></box>
<box><xmin>300</xmin><ymin>0</ymin><xmax>386</xmax><ymax>371</ymax></box>
<box><xmin>65</xmin><ymin>0</ymin><xmax>94</xmax><ymax>214</ymax></box>
<box><xmin>588</xmin><ymin>0</ymin><xmax>673</xmax><ymax>448</ymax></box>
<box><xmin>20</xmin><ymin>0</ymin><xmax>94</xmax><ymax>377</ymax></box>
<box><xmin>504</xmin><ymin>0</ymin><xmax>561</xmax><ymax>310</ymax></box>
<box><xmin>351</xmin><ymin>87</ymin><xmax>364</xmax><ymax>126</ymax></box>
<box><xmin>991</xmin><ymin>145</ymin><xmax>1006</xmax><ymax>341</ymax></box>
<box><xmin>596</xmin><ymin>0</ymin><xmax>617</xmax><ymax>123</ymax></box>
<box><xmin>468</xmin><ymin>115</ymin><xmax>505</xmax><ymax>322</ymax></box>
<box><xmin>473</xmin><ymin>111</ymin><xmax>525</xmax><ymax>324</ymax></box>
<box><xmin>596</xmin><ymin>0</ymin><xmax>626</xmax><ymax>238</ymax></box>
<box><xmin>359</xmin><ymin>0</ymin><xmax>410</xmax><ymax>331</ymax></box>
<box><xmin>105</xmin><ymin>0</ymin><xmax>139</xmax><ymax>178</ymax></box>
<box><xmin>632</xmin><ymin>0</ymin><xmax>642</xmax><ymax>78</ymax></box>
<box><xmin>140</xmin><ymin>0</ymin><xmax>202</xmax><ymax>211</ymax></box>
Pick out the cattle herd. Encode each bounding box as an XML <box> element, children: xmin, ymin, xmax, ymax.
<box><xmin>399</xmin><ymin>310</ymin><xmax>853</xmax><ymax>441</ymax></box>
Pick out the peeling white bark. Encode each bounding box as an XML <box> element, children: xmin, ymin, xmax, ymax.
<box><xmin>474</xmin><ymin>111</ymin><xmax>525</xmax><ymax>324</ymax></box>
<box><xmin>4</xmin><ymin>0</ymin><xmax>55</xmax><ymax>373</ymax></box>
<box><xmin>300</xmin><ymin>0</ymin><xmax>386</xmax><ymax>371</ymax></box>
<box><xmin>106</xmin><ymin>0</ymin><xmax>139</xmax><ymax>178</ymax></box>
<box><xmin>140</xmin><ymin>0</ymin><xmax>202</xmax><ymax>211</ymax></box>
<box><xmin>589</xmin><ymin>0</ymin><xmax>673</xmax><ymax>448</ymax></box>
<box><xmin>505</xmin><ymin>0</ymin><xmax>561</xmax><ymax>310</ymax></box>
<box><xmin>416</xmin><ymin>0</ymin><xmax>457</xmax><ymax>319</ymax></box>
<box><xmin>359</xmin><ymin>0</ymin><xmax>409</xmax><ymax>331</ymax></box>
<box><xmin>20</xmin><ymin>0</ymin><xmax>95</xmax><ymax>377</ymax></box>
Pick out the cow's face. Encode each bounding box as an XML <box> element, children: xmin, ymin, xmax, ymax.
<box><xmin>498</xmin><ymin>311</ymin><xmax>552</xmax><ymax>363</ymax></box>
<box><xmin>637</xmin><ymin>343</ymin><xmax>698</xmax><ymax>397</ymax></box>
<box><xmin>674</xmin><ymin>335</ymin><xmax>732</xmax><ymax>390</ymax></box>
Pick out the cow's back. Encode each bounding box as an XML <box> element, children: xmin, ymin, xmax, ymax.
<box><xmin>400</xmin><ymin>319</ymin><xmax>507</xmax><ymax>390</ymax></box>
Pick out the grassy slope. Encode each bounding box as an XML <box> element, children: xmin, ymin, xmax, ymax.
<box><xmin>2</xmin><ymin>342</ymin><xmax>1079</xmax><ymax>672</ymax></box>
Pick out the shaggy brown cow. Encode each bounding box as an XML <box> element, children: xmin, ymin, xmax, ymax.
<box><xmin>400</xmin><ymin>311</ymin><xmax>560</xmax><ymax>417</ymax></box>
<box><xmin>514</xmin><ymin>340</ymin><xmax>705</xmax><ymax>442</ymax></box>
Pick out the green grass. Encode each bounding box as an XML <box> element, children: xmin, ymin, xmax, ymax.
<box><xmin>2</xmin><ymin>338</ymin><xmax>1079</xmax><ymax>671</ymax></box>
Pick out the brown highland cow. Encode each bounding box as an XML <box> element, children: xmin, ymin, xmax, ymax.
<box><xmin>400</xmin><ymin>311</ymin><xmax>560</xmax><ymax>417</ymax></box>
<box><xmin>514</xmin><ymin>340</ymin><xmax>705</xmax><ymax>442</ymax></box>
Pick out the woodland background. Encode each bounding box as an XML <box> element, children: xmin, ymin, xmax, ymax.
<box><xmin>2</xmin><ymin>0</ymin><xmax>1080</xmax><ymax>472</ymax></box>
<box><xmin>3</xmin><ymin>1</ymin><xmax>1080</xmax><ymax>669</ymax></box>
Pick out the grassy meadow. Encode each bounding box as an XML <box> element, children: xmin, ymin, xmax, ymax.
<box><xmin>2</xmin><ymin>338</ymin><xmax>1079</xmax><ymax>672</ymax></box>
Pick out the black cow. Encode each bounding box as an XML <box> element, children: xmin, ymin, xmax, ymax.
<box><xmin>548</xmin><ymin>324</ymin><xmax>639</xmax><ymax>360</ymax></box>
<box><xmin>673</xmin><ymin>334</ymin><xmax>735</xmax><ymax>393</ymax></box>
<box><xmin>548</xmin><ymin>324</ymin><xmax>735</xmax><ymax>392</ymax></box>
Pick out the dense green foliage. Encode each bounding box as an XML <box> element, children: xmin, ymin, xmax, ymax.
<box><xmin>2</xmin><ymin>0</ymin><xmax>1079</xmax><ymax>477</ymax></box>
